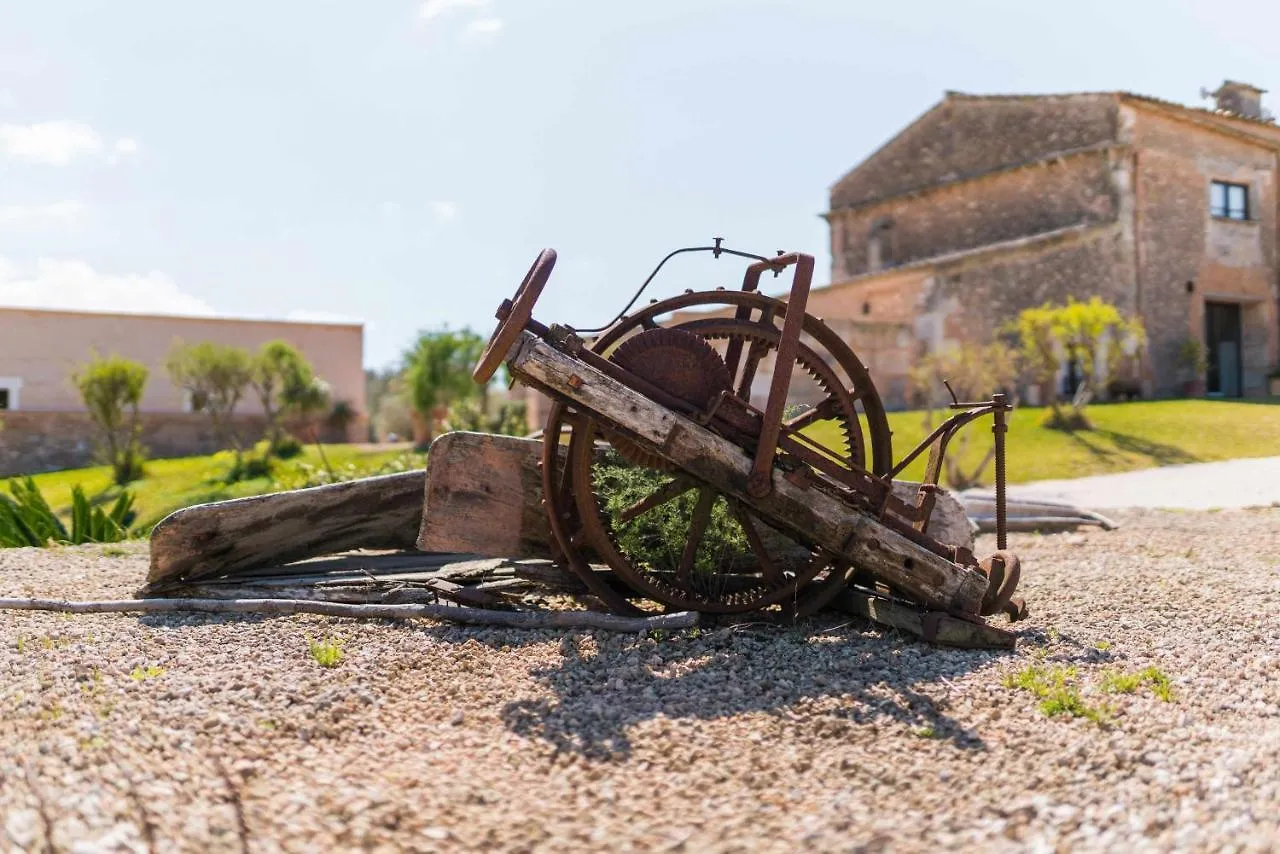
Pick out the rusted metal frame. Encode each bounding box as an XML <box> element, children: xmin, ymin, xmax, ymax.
<box><xmin>585</xmin><ymin>288</ymin><xmax>895</xmax><ymax>477</ymax></box>
<box><xmin>723</xmin><ymin>266</ymin><xmax>780</xmax><ymax>397</ymax></box>
<box><xmin>769</xmin><ymin>432</ymin><xmax>961</xmax><ymax>563</ymax></box>
<box><xmin>746</xmin><ymin>253</ymin><xmax>815</xmax><ymax>498</ymax></box>
<box><xmin>884</xmin><ymin>405</ymin><xmax>997</xmax><ymax>482</ymax></box>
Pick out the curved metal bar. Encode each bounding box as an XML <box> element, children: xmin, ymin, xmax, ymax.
<box><xmin>574</xmin><ymin>242</ymin><xmax>781</xmax><ymax>333</ymax></box>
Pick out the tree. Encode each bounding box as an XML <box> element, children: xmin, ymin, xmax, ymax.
<box><xmin>166</xmin><ymin>341</ymin><xmax>253</xmax><ymax>459</ymax></box>
<box><xmin>908</xmin><ymin>342</ymin><xmax>1019</xmax><ymax>490</ymax></box>
<box><xmin>402</xmin><ymin>328</ymin><xmax>485</xmax><ymax>448</ymax></box>
<box><xmin>250</xmin><ymin>340</ymin><xmax>318</xmax><ymax>455</ymax></box>
<box><xmin>73</xmin><ymin>354</ymin><xmax>149</xmax><ymax>485</ymax></box>
<box><xmin>1010</xmin><ymin>297</ymin><xmax>1146</xmax><ymax>430</ymax></box>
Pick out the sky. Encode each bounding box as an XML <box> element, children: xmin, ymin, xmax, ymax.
<box><xmin>2</xmin><ymin>0</ymin><xmax>1279</xmax><ymax>369</ymax></box>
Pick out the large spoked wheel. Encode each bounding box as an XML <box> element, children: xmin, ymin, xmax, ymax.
<box><xmin>473</xmin><ymin>248</ymin><xmax>557</xmax><ymax>384</ymax></box>
<box><xmin>546</xmin><ymin>296</ymin><xmax>888</xmax><ymax>614</ymax></box>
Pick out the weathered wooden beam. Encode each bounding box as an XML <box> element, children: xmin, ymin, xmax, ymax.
<box><xmin>416</xmin><ymin>431</ymin><xmax>559</xmax><ymax>558</ymax></box>
<box><xmin>830</xmin><ymin>590</ymin><xmax>1016</xmax><ymax>650</ymax></box>
<box><xmin>507</xmin><ymin>331</ymin><xmax>991</xmax><ymax>616</ymax></box>
<box><xmin>147</xmin><ymin>471</ymin><xmax>427</xmax><ymax>587</ymax></box>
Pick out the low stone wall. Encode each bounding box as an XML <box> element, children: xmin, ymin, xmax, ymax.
<box><xmin>0</xmin><ymin>411</ymin><xmax>358</xmax><ymax>476</ymax></box>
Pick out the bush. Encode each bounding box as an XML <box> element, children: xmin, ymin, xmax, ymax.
<box><xmin>272</xmin><ymin>435</ymin><xmax>304</xmax><ymax>459</ymax></box>
<box><xmin>446</xmin><ymin>399</ymin><xmax>529</xmax><ymax>437</ymax></box>
<box><xmin>0</xmin><ymin>478</ymin><xmax>135</xmax><ymax>548</ymax></box>
<box><xmin>592</xmin><ymin>453</ymin><xmax>747</xmax><ymax>577</ymax></box>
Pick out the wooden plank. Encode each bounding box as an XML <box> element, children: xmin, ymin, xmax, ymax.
<box><xmin>509</xmin><ymin>332</ymin><xmax>991</xmax><ymax>616</ymax></box>
<box><xmin>147</xmin><ymin>470</ymin><xmax>426</xmax><ymax>587</ymax></box>
<box><xmin>416</xmin><ymin>431</ymin><xmax>558</xmax><ymax>558</ymax></box>
<box><xmin>830</xmin><ymin>590</ymin><xmax>1017</xmax><ymax>650</ymax></box>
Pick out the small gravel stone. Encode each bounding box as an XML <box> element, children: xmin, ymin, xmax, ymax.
<box><xmin>0</xmin><ymin>511</ymin><xmax>1277</xmax><ymax>852</ymax></box>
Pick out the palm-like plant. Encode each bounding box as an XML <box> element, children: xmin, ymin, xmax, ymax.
<box><xmin>402</xmin><ymin>328</ymin><xmax>486</xmax><ymax>448</ymax></box>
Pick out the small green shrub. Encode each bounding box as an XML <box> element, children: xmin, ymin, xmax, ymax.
<box><xmin>0</xmin><ymin>478</ymin><xmax>134</xmax><ymax>548</ymax></box>
<box><xmin>272</xmin><ymin>435</ymin><xmax>304</xmax><ymax>459</ymax></box>
<box><xmin>308</xmin><ymin>636</ymin><xmax>344</xmax><ymax>668</ymax></box>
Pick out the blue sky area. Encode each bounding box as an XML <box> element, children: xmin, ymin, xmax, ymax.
<box><xmin>1</xmin><ymin>0</ymin><xmax>1276</xmax><ymax>368</ymax></box>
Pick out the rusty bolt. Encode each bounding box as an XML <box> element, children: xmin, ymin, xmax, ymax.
<box><xmin>567</xmin><ymin>374</ymin><xmax>584</xmax><ymax>390</ymax></box>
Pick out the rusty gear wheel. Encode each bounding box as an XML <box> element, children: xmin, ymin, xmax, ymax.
<box><xmin>603</xmin><ymin>328</ymin><xmax>733</xmax><ymax>470</ymax></box>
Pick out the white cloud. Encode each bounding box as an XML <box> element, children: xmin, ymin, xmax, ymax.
<box><xmin>0</xmin><ymin>201</ymin><xmax>90</xmax><ymax>230</ymax></box>
<box><xmin>419</xmin><ymin>0</ymin><xmax>489</xmax><ymax>23</ymax></box>
<box><xmin>430</xmin><ymin>200</ymin><xmax>457</xmax><ymax>222</ymax></box>
<box><xmin>0</xmin><ymin>121</ymin><xmax>103</xmax><ymax>165</ymax></box>
<box><xmin>0</xmin><ymin>121</ymin><xmax>138</xmax><ymax>166</ymax></box>
<box><xmin>0</xmin><ymin>257</ymin><xmax>215</xmax><ymax>316</ymax></box>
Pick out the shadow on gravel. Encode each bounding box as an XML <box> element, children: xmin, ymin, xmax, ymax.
<box><xmin>497</xmin><ymin>620</ymin><xmax>1010</xmax><ymax>761</ymax></box>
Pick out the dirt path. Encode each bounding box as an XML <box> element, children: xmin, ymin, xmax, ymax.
<box><xmin>1</xmin><ymin>508</ymin><xmax>1278</xmax><ymax>852</ymax></box>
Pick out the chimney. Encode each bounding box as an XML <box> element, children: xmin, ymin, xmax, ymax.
<box><xmin>1207</xmin><ymin>80</ymin><xmax>1266</xmax><ymax>120</ymax></box>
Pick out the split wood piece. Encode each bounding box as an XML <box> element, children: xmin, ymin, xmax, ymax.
<box><xmin>147</xmin><ymin>470</ymin><xmax>427</xmax><ymax>586</ymax></box>
<box><xmin>508</xmin><ymin>331</ymin><xmax>991</xmax><ymax>616</ymax></box>
<box><xmin>829</xmin><ymin>590</ymin><xmax>1017</xmax><ymax>650</ymax></box>
<box><xmin>417</xmin><ymin>431</ymin><xmax>560</xmax><ymax>558</ymax></box>
<box><xmin>0</xmin><ymin>596</ymin><xmax>699</xmax><ymax>633</ymax></box>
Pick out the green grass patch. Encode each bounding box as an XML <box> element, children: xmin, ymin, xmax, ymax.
<box><xmin>308</xmin><ymin>636</ymin><xmax>345</xmax><ymax>668</ymax></box>
<box><xmin>806</xmin><ymin>399</ymin><xmax>1280</xmax><ymax>484</ymax></box>
<box><xmin>1002</xmin><ymin>664</ymin><xmax>1110</xmax><ymax>724</ymax></box>
<box><xmin>129</xmin><ymin>664</ymin><xmax>165</xmax><ymax>681</ymax></box>
<box><xmin>2</xmin><ymin>445</ymin><xmax>424</xmax><ymax>535</ymax></box>
<box><xmin>1103</xmin><ymin>666</ymin><xmax>1174</xmax><ymax>702</ymax></box>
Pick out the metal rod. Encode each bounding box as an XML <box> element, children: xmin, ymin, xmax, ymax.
<box><xmin>992</xmin><ymin>392</ymin><xmax>1009</xmax><ymax>550</ymax></box>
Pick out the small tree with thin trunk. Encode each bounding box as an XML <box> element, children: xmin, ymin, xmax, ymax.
<box><xmin>166</xmin><ymin>340</ymin><xmax>253</xmax><ymax>462</ymax></box>
<box><xmin>1010</xmin><ymin>297</ymin><xmax>1145</xmax><ymax>430</ymax></box>
<box><xmin>73</xmin><ymin>354</ymin><xmax>150</xmax><ymax>485</ymax></box>
<box><xmin>250</xmin><ymin>340</ymin><xmax>318</xmax><ymax>455</ymax></box>
<box><xmin>402</xmin><ymin>328</ymin><xmax>485</xmax><ymax>449</ymax></box>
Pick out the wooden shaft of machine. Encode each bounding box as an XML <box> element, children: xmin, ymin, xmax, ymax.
<box><xmin>507</xmin><ymin>331</ymin><xmax>989</xmax><ymax>616</ymax></box>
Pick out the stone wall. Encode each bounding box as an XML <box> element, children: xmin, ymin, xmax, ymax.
<box><xmin>1125</xmin><ymin>106</ymin><xmax>1279</xmax><ymax>395</ymax></box>
<box><xmin>0</xmin><ymin>411</ymin><xmax>356</xmax><ymax>476</ymax></box>
<box><xmin>829</xmin><ymin>93</ymin><xmax>1118</xmax><ymax>210</ymax></box>
<box><xmin>830</xmin><ymin>151</ymin><xmax>1121</xmax><ymax>280</ymax></box>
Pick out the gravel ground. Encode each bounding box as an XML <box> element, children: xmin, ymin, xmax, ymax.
<box><xmin>1</xmin><ymin>508</ymin><xmax>1278</xmax><ymax>853</ymax></box>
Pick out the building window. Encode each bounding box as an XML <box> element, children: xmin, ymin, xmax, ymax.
<box><xmin>867</xmin><ymin>218</ymin><xmax>894</xmax><ymax>272</ymax></box>
<box><xmin>0</xmin><ymin>377</ymin><xmax>21</xmax><ymax>411</ymax></box>
<box><xmin>1210</xmin><ymin>181</ymin><xmax>1249</xmax><ymax>220</ymax></box>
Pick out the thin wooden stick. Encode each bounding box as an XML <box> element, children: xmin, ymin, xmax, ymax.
<box><xmin>0</xmin><ymin>596</ymin><xmax>697</xmax><ymax>632</ymax></box>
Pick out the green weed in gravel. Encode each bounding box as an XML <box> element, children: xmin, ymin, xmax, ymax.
<box><xmin>129</xmin><ymin>664</ymin><xmax>165</xmax><ymax>681</ymax></box>
<box><xmin>1003</xmin><ymin>664</ymin><xmax>1110</xmax><ymax>724</ymax></box>
<box><xmin>1101</xmin><ymin>666</ymin><xmax>1174</xmax><ymax>701</ymax></box>
<box><xmin>308</xmin><ymin>636</ymin><xmax>345</xmax><ymax>668</ymax></box>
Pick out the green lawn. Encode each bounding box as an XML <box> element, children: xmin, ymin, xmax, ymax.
<box><xmin>2</xmin><ymin>444</ymin><xmax>425</xmax><ymax>534</ymax></box>
<box><xmin>5</xmin><ymin>400</ymin><xmax>1278</xmax><ymax>536</ymax></box>
<box><xmin>807</xmin><ymin>399</ymin><xmax>1280</xmax><ymax>485</ymax></box>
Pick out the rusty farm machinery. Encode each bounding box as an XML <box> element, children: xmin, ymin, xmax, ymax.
<box><xmin>466</xmin><ymin>240</ymin><xmax>1027</xmax><ymax>644</ymax></box>
<box><xmin>115</xmin><ymin>239</ymin><xmax>1030</xmax><ymax>648</ymax></box>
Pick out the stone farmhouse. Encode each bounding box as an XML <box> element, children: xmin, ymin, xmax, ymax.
<box><xmin>0</xmin><ymin>307</ymin><xmax>365</xmax><ymax>475</ymax></box>
<box><xmin>521</xmin><ymin>80</ymin><xmax>1280</xmax><ymax>432</ymax></box>
<box><xmin>813</xmin><ymin>79</ymin><xmax>1280</xmax><ymax>406</ymax></box>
